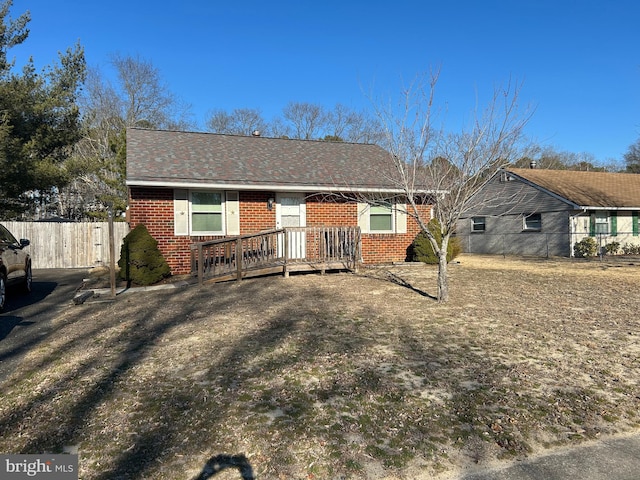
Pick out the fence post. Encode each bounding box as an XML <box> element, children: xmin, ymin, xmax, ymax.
<box><xmin>236</xmin><ymin>238</ymin><xmax>243</xmax><ymax>281</ymax></box>
<box><xmin>108</xmin><ymin>212</ymin><xmax>116</xmax><ymax>298</ymax></box>
<box><xmin>283</xmin><ymin>228</ymin><xmax>289</xmax><ymax>278</ymax></box>
<box><xmin>198</xmin><ymin>244</ymin><xmax>204</xmax><ymax>286</ymax></box>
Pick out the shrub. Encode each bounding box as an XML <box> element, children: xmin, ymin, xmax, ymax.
<box><xmin>573</xmin><ymin>237</ymin><xmax>597</xmax><ymax>258</ymax></box>
<box><xmin>409</xmin><ymin>219</ymin><xmax>462</xmax><ymax>264</ymax></box>
<box><xmin>118</xmin><ymin>224</ymin><xmax>171</xmax><ymax>286</ymax></box>
<box><xmin>622</xmin><ymin>242</ymin><xmax>640</xmax><ymax>255</ymax></box>
<box><xmin>604</xmin><ymin>242</ymin><xmax>620</xmax><ymax>255</ymax></box>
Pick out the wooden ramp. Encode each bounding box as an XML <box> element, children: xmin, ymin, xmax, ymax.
<box><xmin>190</xmin><ymin>227</ymin><xmax>361</xmax><ymax>285</ymax></box>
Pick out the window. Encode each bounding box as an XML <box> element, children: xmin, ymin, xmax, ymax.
<box><xmin>471</xmin><ymin>217</ymin><xmax>486</xmax><ymax>232</ymax></box>
<box><xmin>592</xmin><ymin>211</ymin><xmax>609</xmax><ymax>235</ymax></box>
<box><xmin>357</xmin><ymin>201</ymin><xmax>407</xmax><ymax>234</ymax></box>
<box><xmin>523</xmin><ymin>213</ymin><xmax>542</xmax><ymax>231</ymax></box>
<box><xmin>370</xmin><ymin>204</ymin><xmax>393</xmax><ymax>232</ymax></box>
<box><xmin>191</xmin><ymin>191</ymin><xmax>223</xmax><ymax>234</ymax></box>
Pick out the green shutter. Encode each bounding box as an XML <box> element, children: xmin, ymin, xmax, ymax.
<box><xmin>633</xmin><ymin>211</ymin><xmax>639</xmax><ymax>236</ymax></box>
<box><xmin>589</xmin><ymin>213</ymin><xmax>595</xmax><ymax>237</ymax></box>
<box><xmin>610</xmin><ymin>211</ymin><xmax>617</xmax><ymax>236</ymax></box>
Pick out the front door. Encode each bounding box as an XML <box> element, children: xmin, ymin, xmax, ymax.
<box><xmin>276</xmin><ymin>193</ymin><xmax>306</xmax><ymax>259</ymax></box>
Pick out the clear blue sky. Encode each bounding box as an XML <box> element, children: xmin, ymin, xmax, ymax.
<box><xmin>9</xmin><ymin>0</ymin><xmax>640</xmax><ymax>164</ymax></box>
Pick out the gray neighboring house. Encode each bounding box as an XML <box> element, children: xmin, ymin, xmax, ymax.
<box><xmin>456</xmin><ymin>167</ymin><xmax>640</xmax><ymax>257</ymax></box>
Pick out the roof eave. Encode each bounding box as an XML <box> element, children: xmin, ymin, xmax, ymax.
<box><xmin>125</xmin><ymin>179</ymin><xmax>435</xmax><ymax>195</ymax></box>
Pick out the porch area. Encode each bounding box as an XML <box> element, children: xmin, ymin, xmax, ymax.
<box><xmin>190</xmin><ymin>226</ymin><xmax>362</xmax><ymax>285</ymax></box>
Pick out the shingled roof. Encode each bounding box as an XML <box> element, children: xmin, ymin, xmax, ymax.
<box><xmin>507</xmin><ymin>168</ymin><xmax>640</xmax><ymax>209</ymax></box>
<box><xmin>126</xmin><ymin>128</ymin><xmax>403</xmax><ymax>193</ymax></box>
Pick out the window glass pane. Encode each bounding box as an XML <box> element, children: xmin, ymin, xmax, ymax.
<box><xmin>524</xmin><ymin>213</ymin><xmax>541</xmax><ymax>230</ymax></box>
<box><xmin>371</xmin><ymin>214</ymin><xmax>392</xmax><ymax>231</ymax></box>
<box><xmin>371</xmin><ymin>204</ymin><xmax>392</xmax><ymax>214</ymax></box>
<box><xmin>192</xmin><ymin>192</ymin><xmax>221</xmax><ymax>212</ymax></box>
<box><xmin>594</xmin><ymin>212</ymin><xmax>608</xmax><ymax>234</ymax></box>
<box><xmin>192</xmin><ymin>213</ymin><xmax>222</xmax><ymax>232</ymax></box>
<box><xmin>472</xmin><ymin>217</ymin><xmax>485</xmax><ymax>232</ymax></box>
<box><xmin>0</xmin><ymin>225</ymin><xmax>15</xmax><ymax>243</ymax></box>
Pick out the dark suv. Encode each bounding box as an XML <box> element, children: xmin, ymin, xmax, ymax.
<box><xmin>0</xmin><ymin>224</ymin><xmax>31</xmax><ymax>310</ymax></box>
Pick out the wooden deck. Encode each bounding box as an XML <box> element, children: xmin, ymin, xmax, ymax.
<box><xmin>190</xmin><ymin>226</ymin><xmax>362</xmax><ymax>285</ymax></box>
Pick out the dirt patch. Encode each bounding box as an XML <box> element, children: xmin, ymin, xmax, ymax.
<box><xmin>1</xmin><ymin>254</ymin><xmax>639</xmax><ymax>479</ymax></box>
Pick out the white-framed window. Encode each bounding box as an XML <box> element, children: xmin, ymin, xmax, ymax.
<box><xmin>357</xmin><ymin>200</ymin><xmax>407</xmax><ymax>234</ymax></box>
<box><xmin>471</xmin><ymin>217</ymin><xmax>486</xmax><ymax>232</ymax></box>
<box><xmin>523</xmin><ymin>213</ymin><xmax>542</xmax><ymax>231</ymax></box>
<box><xmin>594</xmin><ymin>211</ymin><xmax>609</xmax><ymax>235</ymax></box>
<box><xmin>174</xmin><ymin>189</ymin><xmax>239</xmax><ymax>236</ymax></box>
<box><xmin>370</xmin><ymin>203</ymin><xmax>393</xmax><ymax>232</ymax></box>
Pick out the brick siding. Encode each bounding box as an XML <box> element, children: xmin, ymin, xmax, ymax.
<box><xmin>128</xmin><ymin>187</ymin><xmax>431</xmax><ymax>275</ymax></box>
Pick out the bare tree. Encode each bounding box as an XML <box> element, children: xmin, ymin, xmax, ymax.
<box><xmin>371</xmin><ymin>71</ymin><xmax>530</xmax><ymax>302</ymax></box>
<box><xmin>205</xmin><ymin>108</ymin><xmax>269</xmax><ymax>136</ymax></box>
<box><xmin>66</xmin><ymin>54</ymin><xmax>193</xmax><ymax>219</ymax></box>
<box><xmin>282</xmin><ymin>102</ymin><xmax>328</xmax><ymax>140</ymax></box>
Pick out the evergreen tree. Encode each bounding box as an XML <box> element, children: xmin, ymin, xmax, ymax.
<box><xmin>0</xmin><ymin>0</ymin><xmax>86</xmax><ymax>218</ymax></box>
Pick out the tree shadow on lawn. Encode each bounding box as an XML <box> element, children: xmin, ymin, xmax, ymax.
<box><xmin>0</xmin><ymin>271</ymin><xmax>533</xmax><ymax>479</ymax></box>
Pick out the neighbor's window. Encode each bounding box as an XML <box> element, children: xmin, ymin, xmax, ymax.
<box><xmin>369</xmin><ymin>204</ymin><xmax>393</xmax><ymax>232</ymax></box>
<box><xmin>523</xmin><ymin>213</ymin><xmax>542</xmax><ymax>231</ymax></box>
<box><xmin>191</xmin><ymin>191</ymin><xmax>223</xmax><ymax>233</ymax></box>
<box><xmin>471</xmin><ymin>217</ymin><xmax>486</xmax><ymax>232</ymax></box>
<box><xmin>593</xmin><ymin>211</ymin><xmax>609</xmax><ymax>235</ymax></box>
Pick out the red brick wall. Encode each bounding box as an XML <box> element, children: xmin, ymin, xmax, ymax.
<box><xmin>361</xmin><ymin>203</ymin><xmax>431</xmax><ymax>264</ymax></box>
<box><xmin>128</xmin><ymin>187</ymin><xmax>431</xmax><ymax>275</ymax></box>
<box><xmin>239</xmin><ymin>191</ymin><xmax>275</xmax><ymax>233</ymax></box>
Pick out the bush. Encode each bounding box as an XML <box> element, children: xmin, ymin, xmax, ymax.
<box><xmin>118</xmin><ymin>224</ymin><xmax>171</xmax><ymax>286</ymax></box>
<box><xmin>408</xmin><ymin>219</ymin><xmax>462</xmax><ymax>264</ymax></box>
<box><xmin>604</xmin><ymin>242</ymin><xmax>621</xmax><ymax>255</ymax></box>
<box><xmin>622</xmin><ymin>242</ymin><xmax>640</xmax><ymax>255</ymax></box>
<box><xmin>573</xmin><ymin>237</ymin><xmax>597</xmax><ymax>258</ymax></box>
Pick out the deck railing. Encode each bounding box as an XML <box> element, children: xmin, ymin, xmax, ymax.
<box><xmin>190</xmin><ymin>226</ymin><xmax>361</xmax><ymax>285</ymax></box>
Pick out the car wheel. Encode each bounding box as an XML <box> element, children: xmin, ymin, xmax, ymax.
<box><xmin>22</xmin><ymin>262</ymin><xmax>32</xmax><ymax>294</ymax></box>
<box><xmin>0</xmin><ymin>272</ymin><xmax>6</xmax><ymax>311</ymax></box>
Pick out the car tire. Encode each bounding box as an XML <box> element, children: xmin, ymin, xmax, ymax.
<box><xmin>0</xmin><ymin>272</ymin><xmax>6</xmax><ymax>311</ymax></box>
<box><xmin>22</xmin><ymin>262</ymin><xmax>32</xmax><ymax>294</ymax></box>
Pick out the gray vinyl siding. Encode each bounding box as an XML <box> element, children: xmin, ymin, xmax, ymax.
<box><xmin>457</xmin><ymin>175</ymin><xmax>574</xmax><ymax>257</ymax></box>
<box><xmin>462</xmin><ymin>175</ymin><xmax>572</xmax><ymax>218</ymax></box>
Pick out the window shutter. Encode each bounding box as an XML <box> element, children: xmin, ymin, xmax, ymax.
<box><xmin>589</xmin><ymin>213</ymin><xmax>595</xmax><ymax>237</ymax></box>
<box><xmin>610</xmin><ymin>211</ymin><xmax>617</xmax><ymax>236</ymax></box>
<box><xmin>174</xmin><ymin>189</ymin><xmax>189</xmax><ymax>236</ymax></box>
<box><xmin>357</xmin><ymin>203</ymin><xmax>370</xmax><ymax>233</ymax></box>
<box><xmin>633</xmin><ymin>211</ymin><xmax>639</xmax><ymax>236</ymax></box>
<box><xmin>226</xmin><ymin>191</ymin><xmax>240</xmax><ymax>235</ymax></box>
<box><xmin>395</xmin><ymin>202</ymin><xmax>407</xmax><ymax>234</ymax></box>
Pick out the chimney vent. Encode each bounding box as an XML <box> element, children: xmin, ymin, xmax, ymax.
<box><xmin>530</xmin><ymin>160</ymin><xmax>537</xmax><ymax>169</ymax></box>
<box><xmin>252</xmin><ymin>130</ymin><xmax>261</xmax><ymax>137</ymax></box>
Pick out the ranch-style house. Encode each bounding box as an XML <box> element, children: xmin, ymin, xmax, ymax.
<box><xmin>125</xmin><ymin>128</ymin><xmax>432</xmax><ymax>276</ymax></box>
<box><xmin>456</xmin><ymin>167</ymin><xmax>640</xmax><ymax>257</ymax></box>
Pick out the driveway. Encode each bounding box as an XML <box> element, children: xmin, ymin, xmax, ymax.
<box><xmin>0</xmin><ymin>268</ymin><xmax>87</xmax><ymax>384</ymax></box>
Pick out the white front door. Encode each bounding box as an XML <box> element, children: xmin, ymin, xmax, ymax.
<box><xmin>276</xmin><ymin>193</ymin><xmax>306</xmax><ymax>259</ymax></box>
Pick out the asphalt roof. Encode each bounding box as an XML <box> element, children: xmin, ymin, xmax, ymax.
<box><xmin>126</xmin><ymin>128</ymin><xmax>402</xmax><ymax>192</ymax></box>
<box><xmin>507</xmin><ymin>168</ymin><xmax>640</xmax><ymax>209</ymax></box>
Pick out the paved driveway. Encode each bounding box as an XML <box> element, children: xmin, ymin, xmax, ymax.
<box><xmin>0</xmin><ymin>268</ymin><xmax>87</xmax><ymax>384</ymax></box>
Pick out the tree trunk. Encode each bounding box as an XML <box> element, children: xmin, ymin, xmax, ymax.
<box><xmin>437</xmin><ymin>250</ymin><xmax>449</xmax><ymax>302</ymax></box>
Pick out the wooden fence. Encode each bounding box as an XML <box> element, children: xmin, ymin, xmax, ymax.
<box><xmin>2</xmin><ymin>221</ymin><xmax>130</xmax><ymax>269</ymax></box>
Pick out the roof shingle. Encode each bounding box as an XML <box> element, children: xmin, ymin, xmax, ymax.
<box><xmin>507</xmin><ymin>168</ymin><xmax>640</xmax><ymax>208</ymax></box>
<box><xmin>126</xmin><ymin>128</ymin><xmax>401</xmax><ymax>192</ymax></box>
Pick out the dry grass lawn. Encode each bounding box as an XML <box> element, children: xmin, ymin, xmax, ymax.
<box><xmin>0</xmin><ymin>254</ymin><xmax>639</xmax><ymax>479</ymax></box>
